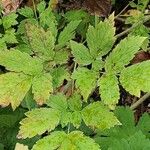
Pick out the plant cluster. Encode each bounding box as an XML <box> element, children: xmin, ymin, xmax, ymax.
<box><xmin>0</xmin><ymin>0</ymin><xmax>150</xmax><ymax>149</ymax></box>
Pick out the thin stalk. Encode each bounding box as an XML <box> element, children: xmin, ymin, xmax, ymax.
<box><xmin>116</xmin><ymin>15</ymin><xmax>150</xmax><ymax>38</ymax></box>
<box><xmin>32</xmin><ymin>0</ymin><xmax>38</xmax><ymax>21</ymax></box>
<box><xmin>130</xmin><ymin>92</ymin><xmax>150</xmax><ymax>110</ymax></box>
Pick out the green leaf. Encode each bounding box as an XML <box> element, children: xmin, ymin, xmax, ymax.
<box><xmin>0</xmin><ymin>72</ymin><xmax>32</xmax><ymax>110</ymax></box>
<box><xmin>32</xmin><ymin>73</ymin><xmax>53</xmax><ymax>105</ymax></box>
<box><xmin>51</xmin><ymin>67</ymin><xmax>70</xmax><ymax>88</ymax></box>
<box><xmin>0</xmin><ymin>50</ymin><xmax>43</xmax><ymax>76</ymax></box>
<box><xmin>70</xmin><ymin>111</ymin><xmax>82</xmax><ymax>128</ymax></box>
<box><xmin>39</xmin><ymin>8</ymin><xmax>57</xmax><ymax>37</ymax></box>
<box><xmin>53</xmin><ymin>49</ymin><xmax>69</xmax><ymax>64</ymax></box>
<box><xmin>86</xmin><ymin>19</ymin><xmax>115</xmax><ymax>58</ymax></box>
<box><xmin>65</xmin><ymin>9</ymin><xmax>89</xmax><ymax>21</ymax></box>
<box><xmin>70</xmin><ymin>41</ymin><xmax>93</xmax><ymax>65</ymax></box>
<box><xmin>32</xmin><ymin>131</ymin><xmax>66</xmax><ymax>150</ymax></box>
<box><xmin>46</xmin><ymin>93</ymin><xmax>68</xmax><ymax>111</ymax></box>
<box><xmin>3</xmin><ymin>29</ymin><xmax>18</xmax><ymax>44</ymax></box>
<box><xmin>60</xmin><ymin>111</ymin><xmax>72</xmax><ymax>128</ymax></box>
<box><xmin>18</xmin><ymin>108</ymin><xmax>60</xmax><ymax>139</ymax></box>
<box><xmin>72</xmin><ymin>68</ymin><xmax>98</xmax><ymax>101</ymax></box>
<box><xmin>57</xmin><ymin>20</ymin><xmax>81</xmax><ymax>48</ymax></box>
<box><xmin>18</xmin><ymin>7</ymin><xmax>34</xmax><ymax>18</ymax></box>
<box><xmin>92</xmin><ymin>59</ymin><xmax>104</xmax><ymax>72</ymax></box>
<box><xmin>94</xmin><ymin>107</ymin><xmax>150</xmax><ymax>149</ymax></box>
<box><xmin>32</xmin><ymin>131</ymin><xmax>100</xmax><ymax>150</ymax></box>
<box><xmin>68</xmin><ymin>93</ymin><xmax>82</xmax><ymax>111</ymax></box>
<box><xmin>25</xmin><ymin>23</ymin><xmax>55</xmax><ymax>60</ymax></box>
<box><xmin>0</xmin><ymin>39</ymin><xmax>7</xmax><ymax>51</ymax></box>
<box><xmin>108</xmin><ymin>131</ymin><xmax>150</xmax><ymax>150</ymax></box>
<box><xmin>98</xmin><ymin>73</ymin><xmax>120</xmax><ymax>109</ymax></box>
<box><xmin>82</xmin><ymin>102</ymin><xmax>120</xmax><ymax>130</ymax></box>
<box><xmin>37</xmin><ymin>1</ymin><xmax>46</xmax><ymax>13</ymax></box>
<box><xmin>105</xmin><ymin>36</ymin><xmax>146</xmax><ymax>73</ymax></box>
<box><xmin>120</xmin><ymin>60</ymin><xmax>150</xmax><ymax>97</ymax></box>
<box><xmin>2</xmin><ymin>13</ymin><xmax>18</xmax><ymax>29</ymax></box>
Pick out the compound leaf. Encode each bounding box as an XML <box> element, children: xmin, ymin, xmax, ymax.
<box><xmin>120</xmin><ymin>60</ymin><xmax>150</xmax><ymax>97</ymax></box>
<box><xmin>82</xmin><ymin>102</ymin><xmax>120</xmax><ymax>130</ymax></box>
<box><xmin>0</xmin><ymin>72</ymin><xmax>32</xmax><ymax>110</ymax></box>
<box><xmin>32</xmin><ymin>131</ymin><xmax>100</xmax><ymax>150</ymax></box>
<box><xmin>98</xmin><ymin>73</ymin><xmax>120</xmax><ymax>109</ymax></box>
<box><xmin>0</xmin><ymin>50</ymin><xmax>43</xmax><ymax>75</ymax></box>
<box><xmin>18</xmin><ymin>108</ymin><xmax>60</xmax><ymax>139</ymax></box>
<box><xmin>70</xmin><ymin>40</ymin><xmax>93</xmax><ymax>65</ymax></box>
<box><xmin>105</xmin><ymin>36</ymin><xmax>146</xmax><ymax>73</ymax></box>
<box><xmin>57</xmin><ymin>20</ymin><xmax>81</xmax><ymax>48</ymax></box>
<box><xmin>72</xmin><ymin>68</ymin><xmax>98</xmax><ymax>101</ymax></box>
<box><xmin>25</xmin><ymin>23</ymin><xmax>55</xmax><ymax>60</ymax></box>
<box><xmin>32</xmin><ymin>73</ymin><xmax>53</xmax><ymax>105</ymax></box>
<box><xmin>86</xmin><ymin>19</ymin><xmax>115</xmax><ymax>58</ymax></box>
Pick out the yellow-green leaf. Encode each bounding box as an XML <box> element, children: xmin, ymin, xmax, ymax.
<box><xmin>86</xmin><ymin>19</ymin><xmax>116</xmax><ymax>58</ymax></box>
<box><xmin>70</xmin><ymin>40</ymin><xmax>94</xmax><ymax>65</ymax></box>
<box><xmin>98</xmin><ymin>73</ymin><xmax>120</xmax><ymax>109</ymax></box>
<box><xmin>32</xmin><ymin>73</ymin><xmax>53</xmax><ymax>105</ymax></box>
<box><xmin>72</xmin><ymin>68</ymin><xmax>98</xmax><ymax>101</ymax></box>
<box><xmin>18</xmin><ymin>108</ymin><xmax>60</xmax><ymax>139</ymax></box>
<box><xmin>105</xmin><ymin>36</ymin><xmax>146</xmax><ymax>73</ymax></box>
<box><xmin>25</xmin><ymin>23</ymin><xmax>55</xmax><ymax>60</ymax></box>
<box><xmin>0</xmin><ymin>72</ymin><xmax>32</xmax><ymax>110</ymax></box>
<box><xmin>82</xmin><ymin>102</ymin><xmax>121</xmax><ymax>130</ymax></box>
<box><xmin>0</xmin><ymin>50</ymin><xmax>43</xmax><ymax>75</ymax></box>
<box><xmin>32</xmin><ymin>131</ymin><xmax>100</xmax><ymax>150</ymax></box>
<box><xmin>120</xmin><ymin>60</ymin><xmax>150</xmax><ymax>97</ymax></box>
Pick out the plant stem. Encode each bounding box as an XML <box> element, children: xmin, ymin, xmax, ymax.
<box><xmin>116</xmin><ymin>15</ymin><xmax>150</xmax><ymax>38</ymax></box>
<box><xmin>130</xmin><ymin>92</ymin><xmax>150</xmax><ymax>110</ymax></box>
<box><xmin>32</xmin><ymin>0</ymin><xmax>38</xmax><ymax>21</ymax></box>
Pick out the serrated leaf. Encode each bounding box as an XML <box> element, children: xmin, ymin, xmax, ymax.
<box><xmin>82</xmin><ymin>102</ymin><xmax>120</xmax><ymax>130</ymax></box>
<box><xmin>57</xmin><ymin>20</ymin><xmax>81</xmax><ymax>48</ymax></box>
<box><xmin>120</xmin><ymin>60</ymin><xmax>150</xmax><ymax>97</ymax></box>
<box><xmin>32</xmin><ymin>131</ymin><xmax>66</xmax><ymax>150</ymax></box>
<box><xmin>32</xmin><ymin>131</ymin><xmax>100</xmax><ymax>150</ymax></box>
<box><xmin>32</xmin><ymin>73</ymin><xmax>53</xmax><ymax>105</ymax></box>
<box><xmin>25</xmin><ymin>23</ymin><xmax>55</xmax><ymax>60</ymax></box>
<box><xmin>60</xmin><ymin>111</ymin><xmax>72</xmax><ymax>128</ymax></box>
<box><xmin>72</xmin><ymin>68</ymin><xmax>98</xmax><ymax>101</ymax></box>
<box><xmin>92</xmin><ymin>59</ymin><xmax>104</xmax><ymax>72</ymax></box>
<box><xmin>68</xmin><ymin>93</ymin><xmax>82</xmax><ymax>111</ymax></box>
<box><xmin>105</xmin><ymin>36</ymin><xmax>146</xmax><ymax>73</ymax></box>
<box><xmin>18</xmin><ymin>6</ymin><xmax>34</xmax><ymax>18</ymax></box>
<box><xmin>2</xmin><ymin>13</ymin><xmax>18</xmax><ymax>29</ymax></box>
<box><xmin>39</xmin><ymin>8</ymin><xmax>57</xmax><ymax>37</ymax></box>
<box><xmin>3</xmin><ymin>29</ymin><xmax>18</xmax><ymax>44</ymax></box>
<box><xmin>70</xmin><ymin>41</ymin><xmax>94</xmax><ymax>65</ymax></box>
<box><xmin>47</xmin><ymin>93</ymin><xmax>68</xmax><ymax>111</ymax></box>
<box><xmin>70</xmin><ymin>111</ymin><xmax>82</xmax><ymax>128</ymax></box>
<box><xmin>54</xmin><ymin>49</ymin><xmax>69</xmax><ymax>64</ymax></box>
<box><xmin>65</xmin><ymin>9</ymin><xmax>89</xmax><ymax>21</ymax></box>
<box><xmin>0</xmin><ymin>72</ymin><xmax>32</xmax><ymax>110</ymax></box>
<box><xmin>108</xmin><ymin>131</ymin><xmax>150</xmax><ymax>150</ymax></box>
<box><xmin>37</xmin><ymin>1</ymin><xmax>46</xmax><ymax>13</ymax></box>
<box><xmin>86</xmin><ymin>19</ymin><xmax>115</xmax><ymax>58</ymax></box>
<box><xmin>0</xmin><ymin>50</ymin><xmax>43</xmax><ymax>75</ymax></box>
<box><xmin>98</xmin><ymin>73</ymin><xmax>120</xmax><ymax>109</ymax></box>
<box><xmin>51</xmin><ymin>67</ymin><xmax>70</xmax><ymax>88</ymax></box>
<box><xmin>18</xmin><ymin>108</ymin><xmax>60</xmax><ymax>139</ymax></box>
